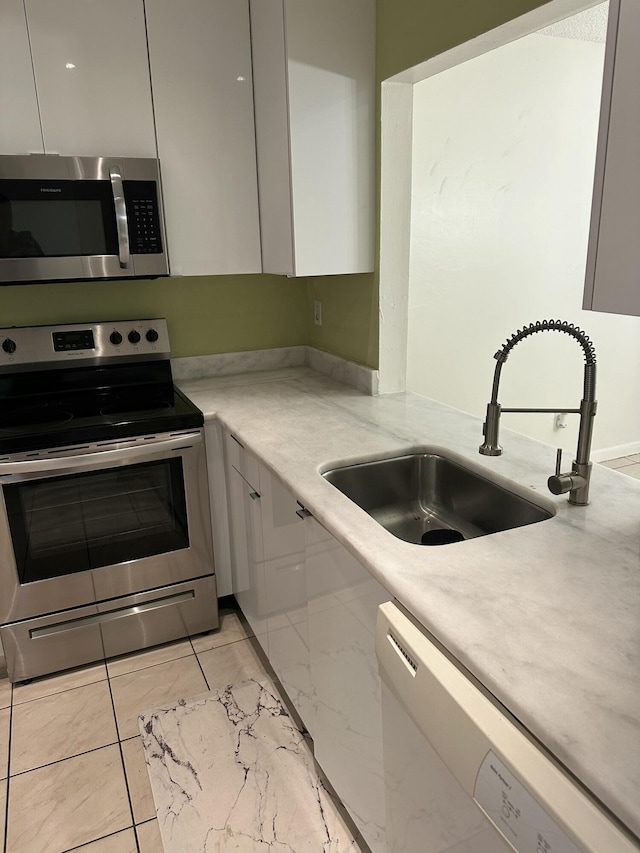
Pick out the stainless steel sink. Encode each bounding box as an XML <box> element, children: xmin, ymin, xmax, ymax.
<box><xmin>322</xmin><ymin>451</ymin><xmax>554</xmax><ymax>545</ymax></box>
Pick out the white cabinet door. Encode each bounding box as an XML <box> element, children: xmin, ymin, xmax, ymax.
<box><xmin>225</xmin><ymin>441</ymin><xmax>268</xmax><ymax>655</ymax></box>
<box><xmin>0</xmin><ymin>0</ymin><xmax>43</xmax><ymax>155</ymax></box>
<box><xmin>257</xmin><ymin>463</ymin><xmax>312</xmax><ymax>728</ymax></box>
<box><xmin>250</xmin><ymin>0</ymin><xmax>375</xmax><ymax>277</ymax></box>
<box><xmin>145</xmin><ymin>0</ymin><xmax>261</xmax><ymax>276</ymax></box>
<box><xmin>584</xmin><ymin>0</ymin><xmax>640</xmax><ymax>316</ymax></box>
<box><xmin>25</xmin><ymin>0</ymin><xmax>156</xmax><ymax>157</ymax></box>
<box><xmin>306</xmin><ymin>517</ymin><xmax>389</xmax><ymax>853</ymax></box>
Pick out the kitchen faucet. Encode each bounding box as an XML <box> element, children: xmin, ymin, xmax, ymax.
<box><xmin>479</xmin><ymin>320</ymin><xmax>597</xmax><ymax>505</ymax></box>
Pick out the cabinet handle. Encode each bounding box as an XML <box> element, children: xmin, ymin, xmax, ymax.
<box><xmin>249</xmin><ymin>491</ymin><xmax>261</xmax><ymax>501</ymax></box>
<box><xmin>109</xmin><ymin>166</ymin><xmax>130</xmax><ymax>269</ymax></box>
<box><xmin>295</xmin><ymin>507</ymin><xmax>312</xmax><ymax>519</ymax></box>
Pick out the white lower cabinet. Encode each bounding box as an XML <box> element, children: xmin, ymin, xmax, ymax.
<box><xmin>258</xmin><ymin>467</ymin><xmax>312</xmax><ymax>730</ymax></box>
<box><xmin>225</xmin><ymin>436</ymin><xmax>268</xmax><ymax>655</ymax></box>
<box><xmin>306</xmin><ymin>517</ymin><xmax>389</xmax><ymax>853</ymax></box>
<box><xmin>222</xmin><ymin>429</ymin><xmax>388</xmax><ymax>849</ymax></box>
<box><xmin>224</xmin><ymin>431</ymin><xmax>311</xmax><ymax>724</ymax></box>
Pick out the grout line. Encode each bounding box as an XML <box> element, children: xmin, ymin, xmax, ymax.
<box><xmin>11</xmin><ymin>667</ymin><xmax>108</xmax><ymax>708</ymax></box>
<box><xmin>106</xmin><ymin>648</ymin><xmax>196</xmax><ymax>682</ymax></box>
<box><xmin>63</xmin><ymin>826</ymin><xmax>136</xmax><ymax>852</ymax></box>
<box><xmin>105</xmin><ymin>669</ymin><xmax>140</xmax><ymax>853</ymax></box>
<box><xmin>134</xmin><ymin>817</ymin><xmax>158</xmax><ymax>850</ymax></box>
<box><xmin>7</xmin><ymin>740</ymin><xmax>120</xmax><ymax>779</ymax></box>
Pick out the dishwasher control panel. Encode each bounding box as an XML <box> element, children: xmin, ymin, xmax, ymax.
<box><xmin>475</xmin><ymin>751</ymin><xmax>581</xmax><ymax>853</ymax></box>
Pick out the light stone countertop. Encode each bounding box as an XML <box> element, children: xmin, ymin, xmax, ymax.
<box><xmin>178</xmin><ymin>366</ymin><xmax>640</xmax><ymax>843</ymax></box>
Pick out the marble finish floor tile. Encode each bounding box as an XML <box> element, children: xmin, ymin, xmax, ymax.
<box><xmin>600</xmin><ymin>457</ymin><xmax>635</xmax><ymax>469</ymax></box>
<box><xmin>0</xmin><ymin>777</ymin><xmax>6</xmax><ymax>846</ymax></box>
<box><xmin>12</xmin><ymin>661</ymin><xmax>108</xmax><ymax>706</ymax></box>
<box><xmin>0</xmin><ymin>707</ymin><xmax>9</xmax><ymax>780</ymax></box>
<box><xmin>71</xmin><ymin>828</ymin><xmax>138</xmax><ymax>852</ymax></box>
<box><xmin>0</xmin><ymin>676</ymin><xmax>12</xmax><ymax>710</ymax></box>
<box><xmin>11</xmin><ymin>680</ymin><xmax>117</xmax><ymax>775</ymax></box>
<box><xmin>110</xmin><ymin>655</ymin><xmax>208</xmax><ymax>739</ymax></box>
<box><xmin>135</xmin><ymin>818</ymin><xmax>164</xmax><ymax>853</ymax></box>
<box><xmin>6</xmin><ymin>744</ymin><xmax>131</xmax><ymax>853</ymax></box>
<box><xmin>190</xmin><ymin>609</ymin><xmax>252</xmax><ymax>654</ymax></box>
<box><xmin>121</xmin><ymin>736</ymin><xmax>156</xmax><ymax>824</ymax></box>
<box><xmin>107</xmin><ymin>639</ymin><xmax>194</xmax><ymax>678</ymax></box>
<box><xmin>196</xmin><ymin>637</ymin><xmax>266</xmax><ymax>691</ymax></box>
<box><xmin>140</xmin><ymin>678</ymin><xmax>360</xmax><ymax>853</ymax></box>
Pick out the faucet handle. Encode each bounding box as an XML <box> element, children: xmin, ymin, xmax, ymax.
<box><xmin>548</xmin><ymin>447</ymin><xmax>580</xmax><ymax>496</ymax></box>
<box><xmin>555</xmin><ymin>447</ymin><xmax>562</xmax><ymax>477</ymax></box>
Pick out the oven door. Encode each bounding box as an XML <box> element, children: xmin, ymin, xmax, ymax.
<box><xmin>0</xmin><ymin>430</ymin><xmax>214</xmax><ymax>624</ymax></box>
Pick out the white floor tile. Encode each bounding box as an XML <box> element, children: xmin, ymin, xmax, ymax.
<box><xmin>197</xmin><ymin>637</ymin><xmax>268</xmax><ymax>691</ymax></box>
<box><xmin>110</xmin><ymin>655</ymin><xmax>208</xmax><ymax>739</ymax></box>
<box><xmin>135</xmin><ymin>819</ymin><xmax>164</xmax><ymax>853</ymax></box>
<box><xmin>107</xmin><ymin>639</ymin><xmax>194</xmax><ymax>679</ymax></box>
<box><xmin>0</xmin><ymin>707</ymin><xmax>10</xmax><ymax>781</ymax></box>
<box><xmin>6</xmin><ymin>745</ymin><xmax>131</xmax><ymax>853</ymax></box>
<box><xmin>190</xmin><ymin>609</ymin><xmax>251</xmax><ymax>654</ymax></box>
<box><xmin>11</xmin><ymin>680</ymin><xmax>117</xmax><ymax>775</ymax></box>
<box><xmin>70</xmin><ymin>828</ymin><xmax>138</xmax><ymax>852</ymax></box>
<box><xmin>121</xmin><ymin>737</ymin><xmax>156</xmax><ymax>824</ymax></box>
<box><xmin>12</xmin><ymin>662</ymin><xmax>107</xmax><ymax>706</ymax></box>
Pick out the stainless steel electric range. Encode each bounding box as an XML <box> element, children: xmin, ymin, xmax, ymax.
<box><xmin>0</xmin><ymin>319</ymin><xmax>218</xmax><ymax>682</ymax></box>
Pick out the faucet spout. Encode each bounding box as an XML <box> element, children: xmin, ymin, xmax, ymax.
<box><xmin>479</xmin><ymin>320</ymin><xmax>597</xmax><ymax>506</ymax></box>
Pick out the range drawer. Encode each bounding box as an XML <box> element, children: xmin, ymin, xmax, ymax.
<box><xmin>1</xmin><ymin>574</ymin><xmax>218</xmax><ymax>682</ymax></box>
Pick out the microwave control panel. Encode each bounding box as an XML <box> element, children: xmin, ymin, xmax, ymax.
<box><xmin>124</xmin><ymin>181</ymin><xmax>163</xmax><ymax>255</ymax></box>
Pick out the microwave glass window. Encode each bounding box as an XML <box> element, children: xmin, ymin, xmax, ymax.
<box><xmin>4</xmin><ymin>458</ymin><xmax>190</xmax><ymax>584</ymax></box>
<box><xmin>3</xmin><ymin>199</ymin><xmax>107</xmax><ymax>258</ymax></box>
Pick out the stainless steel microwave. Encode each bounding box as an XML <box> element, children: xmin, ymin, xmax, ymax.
<box><xmin>0</xmin><ymin>154</ymin><xmax>169</xmax><ymax>284</ymax></box>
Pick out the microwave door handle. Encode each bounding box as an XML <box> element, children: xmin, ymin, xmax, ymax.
<box><xmin>109</xmin><ymin>166</ymin><xmax>130</xmax><ymax>269</ymax></box>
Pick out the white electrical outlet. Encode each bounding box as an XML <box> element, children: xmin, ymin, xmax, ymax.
<box><xmin>314</xmin><ymin>300</ymin><xmax>322</xmax><ymax>326</ymax></box>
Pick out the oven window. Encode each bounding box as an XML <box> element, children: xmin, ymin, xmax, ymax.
<box><xmin>4</xmin><ymin>458</ymin><xmax>189</xmax><ymax>584</ymax></box>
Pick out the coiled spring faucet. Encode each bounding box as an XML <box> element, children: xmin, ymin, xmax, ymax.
<box><xmin>479</xmin><ymin>320</ymin><xmax>597</xmax><ymax>505</ymax></box>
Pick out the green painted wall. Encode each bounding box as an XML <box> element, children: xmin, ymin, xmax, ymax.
<box><xmin>3</xmin><ymin>1</ymin><xmax>555</xmax><ymax>367</ymax></box>
<box><xmin>303</xmin><ymin>274</ymin><xmax>378</xmax><ymax>367</ymax></box>
<box><xmin>0</xmin><ymin>275</ymin><xmax>306</xmax><ymax>358</ymax></box>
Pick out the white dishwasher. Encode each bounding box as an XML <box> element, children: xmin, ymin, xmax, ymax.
<box><xmin>376</xmin><ymin>601</ymin><xmax>638</xmax><ymax>853</ymax></box>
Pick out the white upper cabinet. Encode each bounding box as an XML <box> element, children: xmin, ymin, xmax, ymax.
<box><xmin>24</xmin><ymin>0</ymin><xmax>157</xmax><ymax>157</ymax></box>
<box><xmin>584</xmin><ymin>0</ymin><xmax>640</xmax><ymax>316</ymax></box>
<box><xmin>0</xmin><ymin>0</ymin><xmax>43</xmax><ymax>155</ymax></box>
<box><xmin>250</xmin><ymin>0</ymin><xmax>376</xmax><ymax>277</ymax></box>
<box><xmin>145</xmin><ymin>0</ymin><xmax>261</xmax><ymax>276</ymax></box>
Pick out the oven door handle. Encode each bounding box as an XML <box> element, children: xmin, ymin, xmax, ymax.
<box><xmin>110</xmin><ymin>165</ymin><xmax>131</xmax><ymax>269</ymax></box>
<box><xmin>0</xmin><ymin>432</ymin><xmax>201</xmax><ymax>480</ymax></box>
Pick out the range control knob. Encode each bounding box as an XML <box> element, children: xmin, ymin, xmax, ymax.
<box><xmin>128</xmin><ymin>330</ymin><xmax>141</xmax><ymax>344</ymax></box>
<box><xmin>109</xmin><ymin>331</ymin><xmax>123</xmax><ymax>346</ymax></box>
<box><xmin>2</xmin><ymin>338</ymin><xmax>16</xmax><ymax>354</ymax></box>
<box><xmin>146</xmin><ymin>329</ymin><xmax>159</xmax><ymax>343</ymax></box>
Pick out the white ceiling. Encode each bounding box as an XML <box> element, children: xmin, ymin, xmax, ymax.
<box><xmin>536</xmin><ymin>2</ymin><xmax>609</xmax><ymax>43</ymax></box>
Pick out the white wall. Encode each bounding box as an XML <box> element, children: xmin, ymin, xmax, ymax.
<box><xmin>406</xmin><ymin>30</ymin><xmax>640</xmax><ymax>458</ymax></box>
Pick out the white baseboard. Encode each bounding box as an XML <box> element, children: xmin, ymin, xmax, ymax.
<box><xmin>591</xmin><ymin>441</ymin><xmax>640</xmax><ymax>463</ymax></box>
